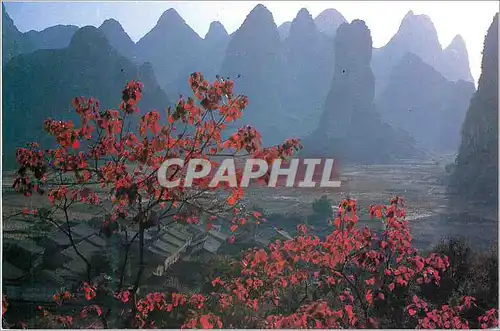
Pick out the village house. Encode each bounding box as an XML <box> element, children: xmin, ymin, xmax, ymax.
<box><xmin>142</xmin><ymin>224</ymin><xmax>194</xmax><ymax>277</ymax></box>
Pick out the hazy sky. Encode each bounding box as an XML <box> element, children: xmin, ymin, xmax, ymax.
<box><xmin>4</xmin><ymin>1</ymin><xmax>499</xmax><ymax>83</ymax></box>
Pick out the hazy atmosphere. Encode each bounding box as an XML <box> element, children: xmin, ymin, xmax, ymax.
<box><xmin>2</xmin><ymin>1</ymin><xmax>499</xmax><ymax>329</ymax></box>
<box><xmin>4</xmin><ymin>1</ymin><xmax>498</xmax><ymax>82</ymax></box>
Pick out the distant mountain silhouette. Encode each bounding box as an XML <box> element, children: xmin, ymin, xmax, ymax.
<box><xmin>136</xmin><ymin>8</ymin><xmax>205</xmax><ymax>99</ymax></box>
<box><xmin>314</xmin><ymin>8</ymin><xmax>347</xmax><ymax>38</ymax></box>
<box><xmin>277</xmin><ymin>21</ymin><xmax>291</xmax><ymax>40</ymax></box>
<box><xmin>304</xmin><ymin>20</ymin><xmax>424</xmax><ymax>164</ymax></box>
<box><xmin>3</xmin><ymin>4</ymin><xmax>77</xmax><ymax>64</ymax></box>
<box><xmin>2</xmin><ymin>5</ymin><xmax>482</xmax><ymax>167</ymax></box>
<box><xmin>448</xmin><ymin>13</ymin><xmax>498</xmax><ymax>205</ymax></box>
<box><xmin>202</xmin><ymin>21</ymin><xmax>230</xmax><ymax>80</ymax></box>
<box><xmin>376</xmin><ymin>52</ymin><xmax>475</xmax><ymax>153</ymax></box>
<box><xmin>23</xmin><ymin>25</ymin><xmax>78</xmax><ymax>52</ymax></box>
<box><xmin>280</xmin><ymin>8</ymin><xmax>347</xmax><ymax>41</ymax></box>
<box><xmin>3</xmin><ymin>26</ymin><xmax>171</xmax><ymax>168</ymax></box>
<box><xmin>440</xmin><ymin>35</ymin><xmax>474</xmax><ymax>83</ymax></box>
<box><xmin>98</xmin><ymin>18</ymin><xmax>137</xmax><ymax>61</ymax></box>
<box><xmin>281</xmin><ymin>8</ymin><xmax>335</xmax><ymax>138</ymax></box>
<box><xmin>372</xmin><ymin>10</ymin><xmax>473</xmax><ymax>95</ymax></box>
<box><xmin>220</xmin><ymin>4</ymin><xmax>287</xmax><ymax>145</ymax></box>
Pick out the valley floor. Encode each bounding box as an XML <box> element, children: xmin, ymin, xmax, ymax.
<box><xmin>244</xmin><ymin>160</ymin><xmax>498</xmax><ymax>251</ymax></box>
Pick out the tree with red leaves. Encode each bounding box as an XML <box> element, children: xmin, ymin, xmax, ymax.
<box><xmin>5</xmin><ymin>73</ymin><xmax>299</xmax><ymax>328</ymax></box>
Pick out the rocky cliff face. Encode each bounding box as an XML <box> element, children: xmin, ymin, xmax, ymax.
<box><xmin>304</xmin><ymin>20</ymin><xmax>423</xmax><ymax>164</ymax></box>
<box><xmin>449</xmin><ymin>14</ymin><xmax>498</xmax><ymax>205</ymax></box>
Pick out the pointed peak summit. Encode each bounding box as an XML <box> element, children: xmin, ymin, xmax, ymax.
<box><xmin>335</xmin><ymin>19</ymin><xmax>373</xmax><ymax>64</ymax></box>
<box><xmin>209</xmin><ymin>21</ymin><xmax>227</xmax><ymax>32</ymax></box>
<box><xmin>99</xmin><ymin>18</ymin><xmax>126</xmax><ymax>32</ymax></box>
<box><xmin>404</xmin><ymin>10</ymin><xmax>414</xmax><ymax>19</ymax></box>
<box><xmin>440</xmin><ymin>35</ymin><xmax>474</xmax><ymax>83</ymax></box>
<box><xmin>393</xmin><ymin>9</ymin><xmax>441</xmax><ymax>52</ymax></box>
<box><xmin>69</xmin><ymin>26</ymin><xmax>111</xmax><ymax>50</ymax></box>
<box><xmin>399</xmin><ymin>10</ymin><xmax>435</xmax><ymax>33</ymax></box>
<box><xmin>293</xmin><ymin>8</ymin><xmax>315</xmax><ymax>24</ymax></box>
<box><xmin>296</xmin><ymin>7</ymin><xmax>311</xmax><ymax>18</ymax></box>
<box><xmin>252</xmin><ymin>3</ymin><xmax>270</xmax><ymax>13</ymax></box>
<box><xmin>240</xmin><ymin>3</ymin><xmax>277</xmax><ymax>29</ymax></box>
<box><xmin>246</xmin><ymin>3</ymin><xmax>275</xmax><ymax>23</ymax></box>
<box><xmin>101</xmin><ymin>18</ymin><xmax>120</xmax><ymax>25</ymax></box>
<box><xmin>97</xmin><ymin>17</ymin><xmax>136</xmax><ymax>58</ymax></box>
<box><xmin>229</xmin><ymin>3</ymin><xmax>280</xmax><ymax>50</ymax></box>
<box><xmin>205</xmin><ymin>21</ymin><xmax>228</xmax><ymax>40</ymax></box>
<box><xmin>446</xmin><ymin>34</ymin><xmax>467</xmax><ymax>51</ymax></box>
<box><xmin>289</xmin><ymin>7</ymin><xmax>316</xmax><ymax>37</ymax></box>
<box><xmin>100</xmin><ymin>18</ymin><xmax>122</xmax><ymax>28</ymax></box>
<box><xmin>141</xmin><ymin>7</ymin><xmax>203</xmax><ymax>40</ymax></box>
<box><xmin>157</xmin><ymin>8</ymin><xmax>185</xmax><ymax>26</ymax></box>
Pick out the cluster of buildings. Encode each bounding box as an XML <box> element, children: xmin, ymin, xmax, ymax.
<box><xmin>2</xmin><ymin>218</ymin><xmax>230</xmax><ymax>304</ymax></box>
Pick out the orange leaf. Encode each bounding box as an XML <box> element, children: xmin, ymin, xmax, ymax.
<box><xmin>333</xmin><ymin>217</ymin><xmax>341</xmax><ymax>229</ymax></box>
<box><xmin>200</xmin><ymin>315</ymin><xmax>213</xmax><ymax>329</ymax></box>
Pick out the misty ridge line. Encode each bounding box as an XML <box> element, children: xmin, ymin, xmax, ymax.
<box><xmin>6</xmin><ymin>6</ymin><xmax>471</xmax><ymax>52</ymax></box>
<box><xmin>2</xmin><ymin>2</ymin><xmax>478</xmax><ymax>100</ymax></box>
<box><xmin>4</xmin><ymin>4</ymin><xmax>474</xmax><ymax>73</ymax></box>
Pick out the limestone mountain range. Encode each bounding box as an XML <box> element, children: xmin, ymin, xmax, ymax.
<box><xmin>3</xmin><ymin>3</ymin><xmax>494</xmax><ymax>168</ymax></box>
